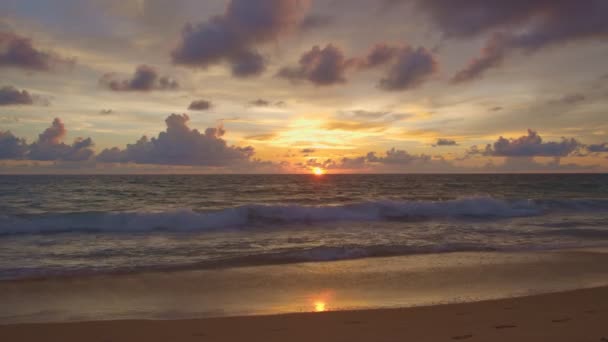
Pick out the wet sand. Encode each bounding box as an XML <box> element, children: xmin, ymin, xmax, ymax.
<box><xmin>1</xmin><ymin>286</ymin><xmax>608</xmax><ymax>342</ymax></box>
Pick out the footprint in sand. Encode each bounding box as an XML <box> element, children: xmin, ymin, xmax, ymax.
<box><xmin>451</xmin><ymin>334</ymin><xmax>473</xmax><ymax>340</ymax></box>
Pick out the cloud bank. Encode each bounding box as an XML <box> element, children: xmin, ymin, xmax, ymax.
<box><xmin>0</xmin><ymin>118</ymin><xmax>95</xmax><ymax>161</ymax></box>
<box><xmin>97</xmin><ymin>114</ymin><xmax>255</xmax><ymax>166</ymax></box>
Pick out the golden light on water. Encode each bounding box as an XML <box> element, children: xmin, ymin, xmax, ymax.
<box><xmin>312</xmin><ymin>167</ymin><xmax>326</xmax><ymax>176</ymax></box>
<box><xmin>314</xmin><ymin>301</ymin><xmax>327</xmax><ymax>312</ymax></box>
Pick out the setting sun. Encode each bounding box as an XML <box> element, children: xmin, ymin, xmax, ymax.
<box><xmin>312</xmin><ymin>167</ymin><xmax>326</xmax><ymax>176</ymax></box>
<box><xmin>314</xmin><ymin>301</ymin><xmax>327</xmax><ymax>312</ymax></box>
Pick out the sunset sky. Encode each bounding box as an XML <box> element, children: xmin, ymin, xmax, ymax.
<box><xmin>1</xmin><ymin>0</ymin><xmax>607</xmax><ymax>173</ymax></box>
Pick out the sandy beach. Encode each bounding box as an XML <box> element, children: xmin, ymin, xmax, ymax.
<box><xmin>1</xmin><ymin>286</ymin><xmax>607</xmax><ymax>342</ymax></box>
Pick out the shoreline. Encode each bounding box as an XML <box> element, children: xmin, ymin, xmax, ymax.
<box><xmin>2</xmin><ymin>286</ymin><xmax>607</xmax><ymax>341</ymax></box>
<box><xmin>2</xmin><ymin>249</ymin><xmax>608</xmax><ymax>325</ymax></box>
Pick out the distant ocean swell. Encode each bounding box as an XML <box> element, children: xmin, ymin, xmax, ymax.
<box><xmin>2</xmin><ymin>197</ymin><xmax>608</xmax><ymax>236</ymax></box>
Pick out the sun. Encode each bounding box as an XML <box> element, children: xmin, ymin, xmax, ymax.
<box><xmin>312</xmin><ymin>167</ymin><xmax>326</xmax><ymax>176</ymax></box>
<box><xmin>314</xmin><ymin>301</ymin><xmax>327</xmax><ymax>312</ymax></box>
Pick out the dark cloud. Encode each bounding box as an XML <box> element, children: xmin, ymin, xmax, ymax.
<box><xmin>0</xmin><ymin>86</ymin><xmax>33</xmax><ymax>106</ymax></box>
<box><xmin>171</xmin><ymin>0</ymin><xmax>310</xmax><ymax>77</ymax></box>
<box><xmin>451</xmin><ymin>33</ymin><xmax>506</xmax><ymax>83</ymax></box>
<box><xmin>100</xmin><ymin>65</ymin><xmax>179</xmax><ymax>91</ymax></box>
<box><xmin>97</xmin><ymin>114</ymin><xmax>255</xmax><ymax>166</ymax></box>
<box><xmin>301</xmin><ymin>148</ymin><xmax>316</xmax><ymax>154</ymax></box>
<box><xmin>588</xmin><ymin>143</ymin><xmax>608</xmax><ymax>153</ymax></box>
<box><xmin>378</xmin><ymin>46</ymin><xmax>438</xmax><ymax>91</ymax></box>
<box><xmin>249</xmin><ymin>98</ymin><xmax>286</xmax><ymax>107</ymax></box>
<box><xmin>359</xmin><ymin>43</ymin><xmax>401</xmax><ymax>69</ymax></box>
<box><xmin>433</xmin><ymin>138</ymin><xmax>458</xmax><ymax>147</ymax></box>
<box><xmin>279</xmin><ymin>42</ymin><xmax>438</xmax><ymax>90</ymax></box>
<box><xmin>468</xmin><ymin>129</ymin><xmax>582</xmax><ymax>157</ymax></box>
<box><xmin>429</xmin><ymin>1</ymin><xmax>608</xmax><ymax>82</ymax></box>
<box><xmin>0</xmin><ymin>118</ymin><xmax>95</xmax><ymax>161</ymax></box>
<box><xmin>28</xmin><ymin>118</ymin><xmax>95</xmax><ymax>161</ymax></box>
<box><xmin>358</xmin><ymin>43</ymin><xmax>439</xmax><ymax>90</ymax></box>
<box><xmin>230</xmin><ymin>50</ymin><xmax>266</xmax><ymax>77</ymax></box>
<box><xmin>0</xmin><ymin>31</ymin><xmax>73</xmax><ymax>71</ymax></box>
<box><xmin>0</xmin><ymin>130</ymin><xmax>28</xmax><ymax>159</ymax></box>
<box><xmin>277</xmin><ymin>44</ymin><xmax>353</xmax><ymax>86</ymax></box>
<box><xmin>250</xmin><ymin>99</ymin><xmax>270</xmax><ymax>107</ymax></box>
<box><xmin>188</xmin><ymin>100</ymin><xmax>213</xmax><ymax>111</ymax></box>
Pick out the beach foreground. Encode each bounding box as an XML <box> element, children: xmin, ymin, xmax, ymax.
<box><xmin>1</xmin><ymin>286</ymin><xmax>607</xmax><ymax>342</ymax></box>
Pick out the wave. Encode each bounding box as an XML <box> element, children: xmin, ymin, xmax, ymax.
<box><xmin>1</xmin><ymin>197</ymin><xmax>607</xmax><ymax>235</ymax></box>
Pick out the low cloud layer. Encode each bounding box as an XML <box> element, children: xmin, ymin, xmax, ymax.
<box><xmin>0</xmin><ymin>131</ymin><xmax>28</xmax><ymax>159</ymax></box>
<box><xmin>171</xmin><ymin>0</ymin><xmax>310</xmax><ymax>77</ymax></box>
<box><xmin>97</xmin><ymin>114</ymin><xmax>255</xmax><ymax>166</ymax></box>
<box><xmin>0</xmin><ymin>31</ymin><xmax>73</xmax><ymax>71</ymax></box>
<box><xmin>0</xmin><ymin>118</ymin><xmax>95</xmax><ymax>161</ymax></box>
<box><xmin>468</xmin><ymin>129</ymin><xmax>582</xmax><ymax>157</ymax></box>
<box><xmin>100</xmin><ymin>65</ymin><xmax>179</xmax><ymax>91</ymax></box>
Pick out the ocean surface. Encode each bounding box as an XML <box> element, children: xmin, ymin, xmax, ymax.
<box><xmin>1</xmin><ymin>174</ymin><xmax>607</xmax><ymax>281</ymax></box>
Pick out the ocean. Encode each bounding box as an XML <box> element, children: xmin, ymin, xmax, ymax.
<box><xmin>1</xmin><ymin>174</ymin><xmax>607</xmax><ymax>281</ymax></box>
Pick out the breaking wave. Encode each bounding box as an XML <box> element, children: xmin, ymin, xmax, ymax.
<box><xmin>1</xmin><ymin>197</ymin><xmax>607</xmax><ymax>235</ymax></box>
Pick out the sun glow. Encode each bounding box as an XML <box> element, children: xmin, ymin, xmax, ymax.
<box><xmin>312</xmin><ymin>167</ymin><xmax>326</xmax><ymax>176</ymax></box>
<box><xmin>314</xmin><ymin>301</ymin><xmax>327</xmax><ymax>312</ymax></box>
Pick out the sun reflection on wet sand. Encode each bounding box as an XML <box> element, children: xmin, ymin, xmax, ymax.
<box><xmin>310</xmin><ymin>290</ymin><xmax>333</xmax><ymax>312</ymax></box>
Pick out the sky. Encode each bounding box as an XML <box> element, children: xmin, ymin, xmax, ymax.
<box><xmin>1</xmin><ymin>0</ymin><xmax>607</xmax><ymax>174</ymax></box>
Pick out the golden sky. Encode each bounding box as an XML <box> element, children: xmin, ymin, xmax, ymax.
<box><xmin>1</xmin><ymin>0</ymin><xmax>607</xmax><ymax>173</ymax></box>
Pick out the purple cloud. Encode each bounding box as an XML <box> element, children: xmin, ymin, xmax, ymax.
<box><xmin>28</xmin><ymin>118</ymin><xmax>95</xmax><ymax>161</ymax></box>
<box><xmin>468</xmin><ymin>129</ymin><xmax>582</xmax><ymax>157</ymax></box>
<box><xmin>97</xmin><ymin>114</ymin><xmax>255</xmax><ymax>166</ymax></box>
<box><xmin>100</xmin><ymin>65</ymin><xmax>179</xmax><ymax>91</ymax></box>
<box><xmin>172</xmin><ymin>0</ymin><xmax>310</xmax><ymax>77</ymax></box>
<box><xmin>0</xmin><ymin>130</ymin><xmax>28</xmax><ymax>159</ymax></box>
<box><xmin>277</xmin><ymin>44</ymin><xmax>353</xmax><ymax>86</ymax></box>
<box><xmin>0</xmin><ymin>86</ymin><xmax>33</xmax><ymax>106</ymax></box>
<box><xmin>0</xmin><ymin>32</ymin><xmax>73</xmax><ymax>71</ymax></box>
<box><xmin>188</xmin><ymin>100</ymin><xmax>213</xmax><ymax>111</ymax></box>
